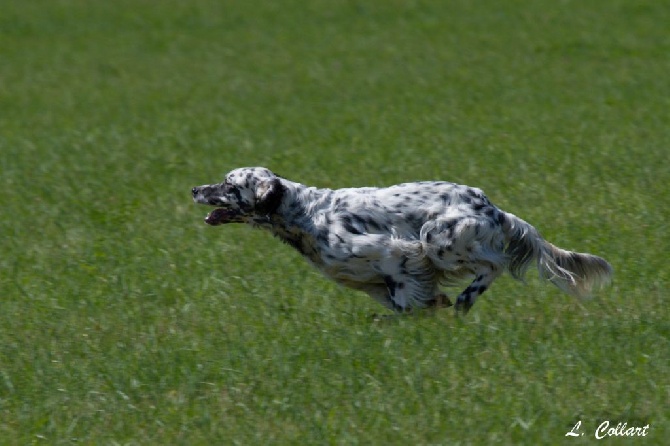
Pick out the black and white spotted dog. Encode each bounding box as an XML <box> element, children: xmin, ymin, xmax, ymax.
<box><xmin>192</xmin><ymin>167</ymin><xmax>612</xmax><ymax>313</ymax></box>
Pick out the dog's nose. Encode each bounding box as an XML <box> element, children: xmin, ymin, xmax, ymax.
<box><xmin>191</xmin><ymin>187</ymin><xmax>199</xmax><ymax>197</ymax></box>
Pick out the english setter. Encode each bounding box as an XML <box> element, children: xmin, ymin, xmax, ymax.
<box><xmin>192</xmin><ymin>167</ymin><xmax>612</xmax><ymax>313</ymax></box>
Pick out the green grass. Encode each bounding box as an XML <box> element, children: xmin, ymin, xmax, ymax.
<box><xmin>1</xmin><ymin>0</ymin><xmax>668</xmax><ymax>444</ymax></box>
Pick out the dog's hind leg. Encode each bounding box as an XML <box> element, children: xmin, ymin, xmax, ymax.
<box><xmin>454</xmin><ymin>265</ymin><xmax>503</xmax><ymax>314</ymax></box>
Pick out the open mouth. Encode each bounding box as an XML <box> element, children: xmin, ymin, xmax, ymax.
<box><xmin>204</xmin><ymin>208</ymin><xmax>240</xmax><ymax>225</ymax></box>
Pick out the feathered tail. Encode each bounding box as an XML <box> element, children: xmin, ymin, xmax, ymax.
<box><xmin>502</xmin><ymin>212</ymin><xmax>613</xmax><ymax>297</ymax></box>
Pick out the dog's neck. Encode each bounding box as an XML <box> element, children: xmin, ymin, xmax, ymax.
<box><xmin>253</xmin><ymin>180</ymin><xmax>332</xmax><ymax>264</ymax></box>
<box><xmin>279</xmin><ymin>180</ymin><xmax>332</xmax><ymax>219</ymax></box>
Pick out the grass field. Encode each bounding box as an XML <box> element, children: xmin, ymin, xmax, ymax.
<box><xmin>1</xmin><ymin>0</ymin><xmax>668</xmax><ymax>444</ymax></box>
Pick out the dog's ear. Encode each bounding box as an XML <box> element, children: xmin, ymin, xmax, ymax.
<box><xmin>255</xmin><ymin>177</ymin><xmax>284</xmax><ymax>214</ymax></box>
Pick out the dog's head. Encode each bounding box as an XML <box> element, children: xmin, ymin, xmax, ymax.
<box><xmin>192</xmin><ymin>167</ymin><xmax>284</xmax><ymax>225</ymax></box>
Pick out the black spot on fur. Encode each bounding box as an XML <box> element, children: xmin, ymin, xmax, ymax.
<box><xmin>342</xmin><ymin>215</ymin><xmax>363</xmax><ymax>235</ymax></box>
<box><xmin>351</xmin><ymin>214</ymin><xmax>375</xmax><ymax>231</ymax></box>
<box><xmin>256</xmin><ymin>178</ymin><xmax>284</xmax><ymax>215</ymax></box>
<box><xmin>399</xmin><ymin>257</ymin><xmax>409</xmax><ymax>273</ymax></box>
<box><xmin>366</xmin><ymin>218</ymin><xmax>384</xmax><ymax>231</ymax></box>
<box><xmin>316</xmin><ymin>229</ymin><xmax>330</xmax><ymax>248</ymax></box>
<box><xmin>230</xmin><ymin>187</ymin><xmax>243</xmax><ymax>204</ymax></box>
<box><xmin>405</xmin><ymin>213</ymin><xmax>422</xmax><ymax>227</ymax></box>
<box><xmin>384</xmin><ymin>276</ymin><xmax>397</xmax><ymax>297</ymax></box>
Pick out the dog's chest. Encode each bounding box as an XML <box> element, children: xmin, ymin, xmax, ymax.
<box><xmin>268</xmin><ymin>221</ymin><xmax>325</xmax><ymax>266</ymax></box>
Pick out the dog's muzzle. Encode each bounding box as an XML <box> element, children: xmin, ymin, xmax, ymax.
<box><xmin>192</xmin><ymin>185</ymin><xmax>241</xmax><ymax>225</ymax></box>
<box><xmin>192</xmin><ymin>186</ymin><xmax>211</xmax><ymax>203</ymax></box>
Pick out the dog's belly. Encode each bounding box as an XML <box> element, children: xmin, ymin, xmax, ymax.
<box><xmin>319</xmin><ymin>257</ymin><xmax>384</xmax><ymax>284</ymax></box>
<box><xmin>314</xmin><ymin>235</ymin><xmax>428</xmax><ymax>286</ymax></box>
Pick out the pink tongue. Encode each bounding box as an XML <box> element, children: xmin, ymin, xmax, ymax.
<box><xmin>205</xmin><ymin>208</ymin><xmax>230</xmax><ymax>225</ymax></box>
